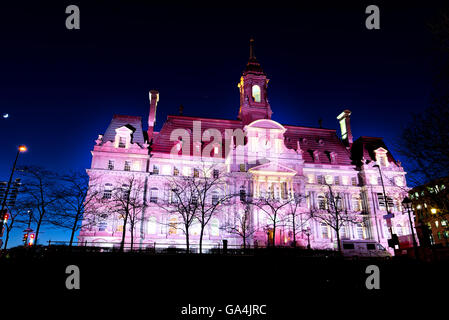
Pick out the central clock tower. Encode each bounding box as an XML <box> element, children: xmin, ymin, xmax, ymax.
<box><xmin>237</xmin><ymin>39</ymin><xmax>273</xmax><ymax>125</ymax></box>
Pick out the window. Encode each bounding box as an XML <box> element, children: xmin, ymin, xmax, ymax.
<box><xmin>343</xmin><ymin>243</ymin><xmax>354</xmax><ymax>250</ymax></box>
<box><xmin>340</xmin><ymin>225</ymin><xmax>348</xmax><ymax>239</ymax></box>
<box><xmin>211</xmin><ymin>218</ymin><xmax>220</xmax><ymax>236</ymax></box>
<box><xmin>239</xmin><ymin>164</ymin><xmax>246</xmax><ymax>172</ymax></box>
<box><xmin>173</xmin><ymin>167</ymin><xmax>179</xmax><ymax>176</ymax></box>
<box><xmin>193</xmin><ymin>168</ymin><xmax>199</xmax><ymax>178</ymax></box>
<box><xmin>281</xmin><ymin>182</ymin><xmax>288</xmax><ymax>199</ymax></box>
<box><xmin>108</xmin><ymin>160</ymin><xmax>114</xmax><ymax>170</ymax></box>
<box><xmin>334</xmin><ymin>176</ymin><xmax>340</xmax><ymax>185</ymax></box>
<box><xmin>150</xmin><ymin>188</ymin><xmax>158</xmax><ymax>203</ymax></box>
<box><xmin>121</xmin><ymin>184</ymin><xmax>130</xmax><ymax>199</ymax></box>
<box><xmin>152</xmin><ymin>165</ymin><xmax>159</xmax><ymax>175</ymax></box>
<box><xmin>124</xmin><ymin>161</ymin><xmax>131</xmax><ymax>171</ymax></box>
<box><xmin>98</xmin><ymin>221</ymin><xmax>107</xmax><ymax>232</ymax></box>
<box><xmin>321</xmin><ymin>223</ymin><xmax>329</xmax><ymax>239</ymax></box>
<box><xmin>318</xmin><ymin>195</ymin><xmax>327</xmax><ymax>210</ymax></box>
<box><xmin>171</xmin><ymin>188</ymin><xmax>179</xmax><ymax>204</ymax></box>
<box><xmin>351</xmin><ymin>177</ymin><xmax>358</xmax><ymax>186</ymax></box>
<box><xmin>317</xmin><ymin>175</ymin><xmax>324</xmax><ymax>185</ymax></box>
<box><xmin>118</xmin><ymin>136</ymin><xmax>126</xmax><ymax>148</ymax></box>
<box><xmin>240</xmin><ymin>186</ymin><xmax>246</xmax><ymax>202</ymax></box>
<box><xmin>367</xmin><ymin>243</ymin><xmax>376</xmax><ymax>250</ymax></box>
<box><xmin>192</xmin><ymin>195</ymin><xmax>198</xmax><ymax>206</ymax></box>
<box><xmin>356</xmin><ymin>223</ymin><xmax>365</xmax><ymax>239</ymax></box>
<box><xmin>213</xmin><ymin>169</ymin><xmax>219</xmax><ymax>179</ymax></box>
<box><xmin>396</xmin><ymin>224</ymin><xmax>403</xmax><ymax>236</ymax></box>
<box><xmin>252</xmin><ymin>85</ymin><xmax>261</xmax><ymax>102</ymax></box>
<box><xmin>377</xmin><ymin>193</ymin><xmax>393</xmax><ymax>210</ymax></box>
<box><xmin>352</xmin><ymin>194</ymin><xmax>361</xmax><ymax>211</ymax></box>
<box><xmin>168</xmin><ymin>217</ymin><xmax>177</xmax><ymax>235</ymax></box>
<box><xmin>103</xmin><ymin>183</ymin><xmax>113</xmax><ymax>199</ymax></box>
<box><xmin>147</xmin><ymin>216</ymin><xmax>157</xmax><ymax>234</ymax></box>
<box><xmin>212</xmin><ymin>191</ymin><xmax>219</xmax><ymax>205</ymax></box>
<box><xmin>377</xmin><ymin>177</ymin><xmax>382</xmax><ymax>185</ymax></box>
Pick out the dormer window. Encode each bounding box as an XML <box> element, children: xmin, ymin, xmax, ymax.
<box><xmin>118</xmin><ymin>137</ymin><xmax>126</xmax><ymax>148</ymax></box>
<box><xmin>374</xmin><ymin>147</ymin><xmax>389</xmax><ymax>167</ymax></box>
<box><xmin>252</xmin><ymin>85</ymin><xmax>261</xmax><ymax>102</ymax></box>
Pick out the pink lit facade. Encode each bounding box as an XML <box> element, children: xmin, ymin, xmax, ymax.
<box><xmin>79</xmin><ymin>44</ymin><xmax>414</xmax><ymax>252</ymax></box>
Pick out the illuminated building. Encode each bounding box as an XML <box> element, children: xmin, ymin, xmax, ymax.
<box><xmin>79</xmin><ymin>40</ymin><xmax>413</xmax><ymax>252</ymax></box>
<box><xmin>409</xmin><ymin>177</ymin><xmax>449</xmax><ymax>247</ymax></box>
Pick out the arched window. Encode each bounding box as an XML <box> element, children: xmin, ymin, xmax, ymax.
<box><xmin>252</xmin><ymin>85</ymin><xmax>261</xmax><ymax>102</ymax></box>
<box><xmin>147</xmin><ymin>216</ymin><xmax>157</xmax><ymax>234</ymax></box>
<box><xmin>240</xmin><ymin>186</ymin><xmax>246</xmax><ymax>202</ymax></box>
<box><xmin>150</xmin><ymin>188</ymin><xmax>158</xmax><ymax>203</ymax></box>
<box><xmin>211</xmin><ymin>218</ymin><xmax>220</xmax><ymax>236</ymax></box>
<box><xmin>340</xmin><ymin>225</ymin><xmax>348</xmax><ymax>239</ymax></box>
<box><xmin>103</xmin><ymin>183</ymin><xmax>113</xmax><ymax>199</ymax></box>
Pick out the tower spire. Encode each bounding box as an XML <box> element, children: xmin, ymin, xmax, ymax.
<box><xmin>249</xmin><ymin>38</ymin><xmax>255</xmax><ymax>60</ymax></box>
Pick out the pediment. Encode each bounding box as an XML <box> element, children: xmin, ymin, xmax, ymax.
<box><xmin>249</xmin><ymin>162</ymin><xmax>297</xmax><ymax>176</ymax></box>
<box><xmin>246</xmin><ymin>119</ymin><xmax>286</xmax><ymax>132</ymax></box>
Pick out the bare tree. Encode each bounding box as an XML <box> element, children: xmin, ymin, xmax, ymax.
<box><xmin>192</xmin><ymin>164</ymin><xmax>234</xmax><ymax>254</ymax></box>
<box><xmin>253</xmin><ymin>195</ymin><xmax>292</xmax><ymax>247</ymax></box>
<box><xmin>284</xmin><ymin>193</ymin><xmax>310</xmax><ymax>247</ymax></box>
<box><xmin>310</xmin><ymin>183</ymin><xmax>360</xmax><ymax>253</ymax></box>
<box><xmin>221</xmin><ymin>199</ymin><xmax>257</xmax><ymax>249</ymax></box>
<box><xmin>108</xmin><ymin>175</ymin><xmax>146</xmax><ymax>251</ymax></box>
<box><xmin>2</xmin><ymin>201</ymin><xmax>29</xmax><ymax>249</ymax></box>
<box><xmin>156</xmin><ymin>175</ymin><xmax>201</xmax><ymax>253</ymax></box>
<box><xmin>17</xmin><ymin>166</ymin><xmax>59</xmax><ymax>245</ymax></box>
<box><xmin>49</xmin><ymin>171</ymin><xmax>101</xmax><ymax>247</ymax></box>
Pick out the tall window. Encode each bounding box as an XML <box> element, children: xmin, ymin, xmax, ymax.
<box><xmin>213</xmin><ymin>169</ymin><xmax>219</xmax><ymax>179</ymax></box>
<box><xmin>377</xmin><ymin>193</ymin><xmax>393</xmax><ymax>210</ymax></box>
<box><xmin>212</xmin><ymin>191</ymin><xmax>219</xmax><ymax>205</ymax></box>
<box><xmin>173</xmin><ymin>167</ymin><xmax>179</xmax><ymax>176</ymax></box>
<box><xmin>252</xmin><ymin>85</ymin><xmax>261</xmax><ymax>102</ymax></box>
<box><xmin>124</xmin><ymin>161</ymin><xmax>131</xmax><ymax>171</ymax></box>
<box><xmin>318</xmin><ymin>195</ymin><xmax>327</xmax><ymax>210</ymax></box>
<box><xmin>211</xmin><ymin>218</ymin><xmax>220</xmax><ymax>236</ymax></box>
<box><xmin>171</xmin><ymin>188</ymin><xmax>179</xmax><ymax>204</ymax></box>
<box><xmin>352</xmin><ymin>194</ymin><xmax>361</xmax><ymax>212</ymax></box>
<box><xmin>281</xmin><ymin>182</ymin><xmax>288</xmax><ymax>199</ymax></box>
<box><xmin>118</xmin><ymin>136</ymin><xmax>126</xmax><ymax>148</ymax></box>
<box><xmin>356</xmin><ymin>223</ymin><xmax>365</xmax><ymax>239</ymax></box>
<box><xmin>240</xmin><ymin>186</ymin><xmax>246</xmax><ymax>202</ymax></box>
<box><xmin>108</xmin><ymin>160</ymin><xmax>114</xmax><ymax>170</ymax></box>
<box><xmin>351</xmin><ymin>177</ymin><xmax>358</xmax><ymax>186</ymax></box>
<box><xmin>150</xmin><ymin>188</ymin><xmax>158</xmax><ymax>203</ymax></box>
<box><xmin>321</xmin><ymin>223</ymin><xmax>330</xmax><ymax>239</ymax></box>
<box><xmin>334</xmin><ymin>176</ymin><xmax>340</xmax><ymax>185</ymax></box>
<box><xmin>152</xmin><ymin>165</ymin><xmax>159</xmax><ymax>175</ymax></box>
<box><xmin>193</xmin><ymin>168</ymin><xmax>199</xmax><ymax>178</ymax></box>
<box><xmin>103</xmin><ymin>183</ymin><xmax>113</xmax><ymax>199</ymax></box>
<box><xmin>317</xmin><ymin>175</ymin><xmax>324</xmax><ymax>185</ymax></box>
<box><xmin>168</xmin><ymin>217</ymin><xmax>177</xmax><ymax>235</ymax></box>
<box><xmin>147</xmin><ymin>216</ymin><xmax>157</xmax><ymax>234</ymax></box>
<box><xmin>239</xmin><ymin>164</ymin><xmax>246</xmax><ymax>172</ymax></box>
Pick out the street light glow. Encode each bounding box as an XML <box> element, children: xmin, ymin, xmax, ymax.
<box><xmin>18</xmin><ymin>145</ymin><xmax>27</xmax><ymax>152</ymax></box>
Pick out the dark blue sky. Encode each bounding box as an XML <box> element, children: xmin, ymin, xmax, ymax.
<box><xmin>0</xmin><ymin>1</ymin><xmax>445</xmax><ymax>246</ymax></box>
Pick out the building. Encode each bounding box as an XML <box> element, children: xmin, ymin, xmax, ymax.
<box><xmin>410</xmin><ymin>177</ymin><xmax>449</xmax><ymax>247</ymax></box>
<box><xmin>79</xmin><ymin>40</ymin><xmax>413</xmax><ymax>252</ymax></box>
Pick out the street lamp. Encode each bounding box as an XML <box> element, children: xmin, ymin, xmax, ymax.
<box><xmin>303</xmin><ymin>227</ymin><xmax>311</xmax><ymax>250</ymax></box>
<box><xmin>373</xmin><ymin>164</ymin><xmax>395</xmax><ymax>242</ymax></box>
<box><xmin>0</xmin><ymin>145</ymin><xmax>27</xmax><ymax>217</ymax></box>
<box><xmin>402</xmin><ymin>196</ymin><xmax>419</xmax><ymax>259</ymax></box>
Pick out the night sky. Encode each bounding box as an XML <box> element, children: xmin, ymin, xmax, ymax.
<box><xmin>0</xmin><ymin>1</ymin><xmax>446</xmax><ymax>246</ymax></box>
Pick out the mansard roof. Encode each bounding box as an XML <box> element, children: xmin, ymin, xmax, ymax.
<box><xmin>151</xmin><ymin>114</ymin><xmax>353</xmax><ymax>165</ymax></box>
<box><xmin>102</xmin><ymin>114</ymin><xmax>146</xmax><ymax>145</ymax></box>
<box><xmin>351</xmin><ymin>136</ymin><xmax>397</xmax><ymax>167</ymax></box>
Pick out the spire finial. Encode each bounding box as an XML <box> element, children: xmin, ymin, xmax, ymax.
<box><xmin>249</xmin><ymin>38</ymin><xmax>255</xmax><ymax>60</ymax></box>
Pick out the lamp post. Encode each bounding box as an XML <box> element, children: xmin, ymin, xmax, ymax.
<box><xmin>0</xmin><ymin>145</ymin><xmax>27</xmax><ymax>217</ymax></box>
<box><xmin>402</xmin><ymin>196</ymin><xmax>419</xmax><ymax>259</ymax></box>
<box><xmin>373</xmin><ymin>164</ymin><xmax>395</xmax><ymax>241</ymax></box>
<box><xmin>303</xmin><ymin>227</ymin><xmax>311</xmax><ymax>249</ymax></box>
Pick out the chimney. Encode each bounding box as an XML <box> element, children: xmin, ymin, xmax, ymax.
<box><xmin>148</xmin><ymin>90</ymin><xmax>159</xmax><ymax>140</ymax></box>
<box><xmin>337</xmin><ymin>109</ymin><xmax>353</xmax><ymax>146</ymax></box>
